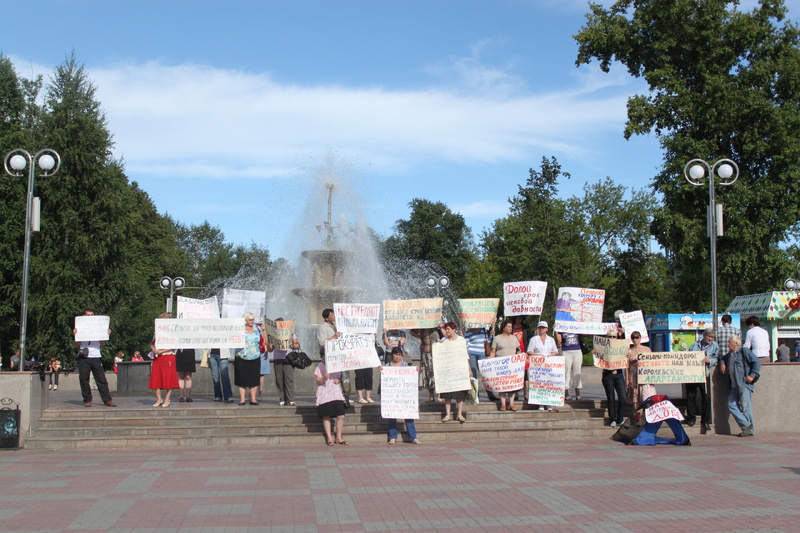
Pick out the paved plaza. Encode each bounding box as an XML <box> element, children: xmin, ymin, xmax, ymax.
<box><xmin>2</xmin><ymin>432</ymin><xmax>800</xmax><ymax>532</ymax></box>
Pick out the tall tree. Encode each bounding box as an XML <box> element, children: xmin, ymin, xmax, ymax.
<box><xmin>383</xmin><ymin>199</ymin><xmax>476</xmax><ymax>292</ymax></box>
<box><xmin>575</xmin><ymin>0</ymin><xmax>800</xmax><ymax>310</ymax></box>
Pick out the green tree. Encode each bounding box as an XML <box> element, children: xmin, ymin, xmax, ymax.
<box><xmin>383</xmin><ymin>199</ymin><xmax>476</xmax><ymax>293</ymax></box>
<box><xmin>575</xmin><ymin>0</ymin><xmax>800</xmax><ymax>310</ymax></box>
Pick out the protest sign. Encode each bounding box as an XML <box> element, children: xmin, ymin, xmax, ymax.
<box><xmin>619</xmin><ymin>310</ymin><xmax>649</xmax><ymax>343</ymax></box>
<box><xmin>74</xmin><ymin>315</ymin><xmax>111</xmax><ymax>342</ymax></box>
<box><xmin>457</xmin><ymin>298</ymin><xmax>500</xmax><ymax>330</ymax></box>
<box><xmin>264</xmin><ymin>318</ymin><xmax>296</xmax><ymax>350</ymax></box>
<box><xmin>554</xmin><ymin>287</ymin><xmax>609</xmax><ymax>334</ymax></box>
<box><xmin>527</xmin><ymin>355</ymin><xmax>566</xmax><ymax>406</ymax></box>
<box><xmin>383</xmin><ymin>298</ymin><xmax>443</xmax><ymax>330</ymax></box>
<box><xmin>645</xmin><ymin>399</ymin><xmax>685</xmax><ymax>423</ymax></box>
<box><xmin>637</xmin><ymin>351</ymin><xmax>706</xmax><ymax>384</ymax></box>
<box><xmin>380</xmin><ymin>366</ymin><xmax>420</xmax><ymax>420</ymax></box>
<box><xmin>478</xmin><ymin>353</ymin><xmax>526</xmax><ymax>393</ymax></box>
<box><xmin>592</xmin><ymin>336</ymin><xmax>630</xmax><ymax>370</ymax></box>
<box><xmin>221</xmin><ymin>288</ymin><xmax>266</xmax><ymax>320</ymax></box>
<box><xmin>154</xmin><ymin>318</ymin><xmax>245</xmax><ymax>349</ymax></box>
<box><xmin>324</xmin><ymin>334</ymin><xmax>381</xmax><ymax>373</ymax></box>
<box><xmin>432</xmin><ymin>338</ymin><xmax>471</xmax><ymax>394</ymax></box>
<box><xmin>503</xmin><ymin>281</ymin><xmax>547</xmax><ymax>316</ymax></box>
<box><xmin>334</xmin><ymin>303</ymin><xmax>380</xmax><ymax>334</ymax></box>
<box><xmin>176</xmin><ymin>296</ymin><xmax>219</xmax><ymax>319</ymax></box>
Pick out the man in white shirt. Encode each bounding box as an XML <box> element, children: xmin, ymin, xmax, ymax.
<box><xmin>73</xmin><ymin>307</ymin><xmax>116</xmax><ymax>407</ymax></box>
<box><xmin>743</xmin><ymin>316</ymin><xmax>770</xmax><ymax>360</ymax></box>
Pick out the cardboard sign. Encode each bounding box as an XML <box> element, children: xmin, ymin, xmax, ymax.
<box><xmin>74</xmin><ymin>315</ymin><xmax>110</xmax><ymax>342</ymax></box>
<box><xmin>334</xmin><ymin>303</ymin><xmax>380</xmax><ymax>334</ymax></box>
<box><xmin>592</xmin><ymin>336</ymin><xmax>630</xmax><ymax>370</ymax></box>
<box><xmin>503</xmin><ymin>281</ymin><xmax>547</xmax><ymax>316</ymax></box>
<box><xmin>264</xmin><ymin>318</ymin><xmax>296</xmax><ymax>351</ymax></box>
<box><xmin>432</xmin><ymin>338</ymin><xmax>471</xmax><ymax>394</ymax></box>
<box><xmin>637</xmin><ymin>351</ymin><xmax>706</xmax><ymax>384</ymax></box>
<box><xmin>645</xmin><ymin>400</ymin><xmax>685</xmax><ymax>423</ymax></box>
<box><xmin>221</xmin><ymin>288</ymin><xmax>266</xmax><ymax>320</ymax></box>
<box><xmin>527</xmin><ymin>355</ymin><xmax>566</xmax><ymax>406</ymax></box>
<box><xmin>383</xmin><ymin>298</ymin><xmax>443</xmax><ymax>329</ymax></box>
<box><xmin>154</xmin><ymin>318</ymin><xmax>245</xmax><ymax>349</ymax></box>
<box><xmin>176</xmin><ymin>296</ymin><xmax>219</xmax><ymax>319</ymax></box>
<box><xmin>457</xmin><ymin>298</ymin><xmax>500</xmax><ymax>330</ymax></box>
<box><xmin>478</xmin><ymin>353</ymin><xmax>526</xmax><ymax>393</ymax></box>
<box><xmin>324</xmin><ymin>334</ymin><xmax>381</xmax><ymax>373</ymax></box>
<box><xmin>619</xmin><ymin>310</ymin><xmax>649</xmax><ymax>343</ymax></box>
<box><xmin>554</xmin><ymin>287</ymin><xmax>607</xmax><ymax>334</ymax></box>
<box><xmin>380</xmin><ymin>366</ymin><xmax>420</xmax><ymax>420</ymax></box>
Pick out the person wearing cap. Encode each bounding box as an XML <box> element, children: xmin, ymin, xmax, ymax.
<box><xmin>526</xmin><ymin>320</ymin><xmax>559</xmax><ymax>411</ymax></box>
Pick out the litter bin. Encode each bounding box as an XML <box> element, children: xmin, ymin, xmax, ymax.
<box><xmin>0</xmin><ymin>398</ymin><xmax>20</xmax><ymax>450</ymax></box>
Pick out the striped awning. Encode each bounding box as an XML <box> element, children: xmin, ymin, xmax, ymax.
<box><xmin>725</xmin><ymin>291</ymin><xmax>800</xmax><ymax>320</ymax></box>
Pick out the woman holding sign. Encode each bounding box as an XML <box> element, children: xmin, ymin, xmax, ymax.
<box><xmin>314</xmin><ymin>354</ymin><xmax>348</xmax><ymax>446</ymax></box>
<box><xmin>439</xmin><ymin>321</ymin><xmax>471</xmax><ymax>423</ymax></box>
<box><xmin>381</xmin><ymin>347</ymin><xmax>421</xmax><ymax>444</ymax></box>
<box><xmin>489</xmin><ymin>319</ymin><xmax>521</xmax><ymax>411</ymax></box>
<box><xmin>149</xmin><ymin>313</ymin><xmax>180</xmax><ymax>407</ymax></box>
<box><xmin>627</xmin><ymin>331</ymin><xmax>654</xmax><ymax>408</ymax></box>
<box><xmin>233</xmin><ymin>313</ymin><xmax>265</xmax><ymax>406</ymax></box>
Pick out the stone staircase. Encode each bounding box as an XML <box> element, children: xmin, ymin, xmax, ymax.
<box><xmin>25</xmin><ymin>399</ymin><xmax>627</xmax><ymax>449</ymax></box>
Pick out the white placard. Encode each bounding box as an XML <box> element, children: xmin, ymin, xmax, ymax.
<box><xmin>334</xmin><ymin>303</ymin><xmax>381</xmax><ymax>334</ymax></box>
<box><xmin>221</xmin><ymin>288</ymin><xmax>266</xmax><ymax>320</ymax></box>
<box><xmin>478</xmin><ymin>353</ymin><xmax>526</xmax><ymax>393</ymax></box>
<box><xmin>432</xmin><ymin>338</ymin><xmax>471</xmax><ymax>394</ymax></box>
<box><xmin>380</xmin><ymin>366</ymin><xmax>420</xmax><ymax>420</ymax></box>
<box><xmin>74</xmin><ymin>315</ymin><xmax>110</xmax><ymax>342</ymax></box>
<box><xmin>154</xmin><ymin>318</ymin><xmax>246</xmax><ymax>349</ymax></box>
<box><xmin>527</xmin><ymin>355</ymin><xmax>566</xmax><ymax>406</ymax></box>
<box><xmin>645</xmin><ymin>400</ymin><xmax>685</xmax><ymax>423</ymax></box>
<box><xmin>503</xmin><ymin>281</ymin><xmax>548</xmax><ymax>316</ymax></box>
<box><xmin>324</xmin><ymin>334</ymin><xmax>381</xmax><ymax>373</ymax></box>
<box><xmin>619</xmin><ymin>310</ymin><xmax>649</xmax><ymax>343</ymax></box>
<box><xmin>176</xmin><ymin>295</ymin><xmax>219</xmax><ymax>319</ymax></box>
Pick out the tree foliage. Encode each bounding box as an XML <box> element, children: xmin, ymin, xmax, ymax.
<box><xmin>575</xmin><ymin>0</ymin><xmax>800</xmax><ymax>310</ymax></box>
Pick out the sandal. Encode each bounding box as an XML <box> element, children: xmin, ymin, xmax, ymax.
<box><xmin>327</xmin><ymin>441</ymin><xmax>335</xmax><ymax>446</ymax></box>
<box><xmin>336</xmin><ymin>440</ymin><xmax>349</xmax><ymax>446</ymax></box>
<box><xmin>458</xmin><ymin>415</ymin><xmax>466</xmax><ymax>423</ymax></box>
<box><xmin>411</xmin><ymin>439</ymin><xmax>422</xmax><ymax>445</ymax></box>
<box><xmin>388</xmin><ymin>439</ymin><xmax>396</xmax><ymax>445</ymax></box>
<box><xmin>499</xmin><ymin>406</ymin><xmax>507</xmax><ymax>411</ymax></box>
<box><xmin>441</xmin><ymin>415</ymin><xmax>452</xmax><ymax>423</ymax></box>
<box><xmin>509</xmin><ymin>405</ymin><xmax>517</xmax><ymax>412</ymax></box>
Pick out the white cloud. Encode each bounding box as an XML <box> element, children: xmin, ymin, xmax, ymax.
<box><xmin>451</xmin><ymin>199</ymin><xmax>510</xmax><ymax>219</ymax></box>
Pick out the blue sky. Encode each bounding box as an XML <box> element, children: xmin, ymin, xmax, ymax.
<box><xmin>4</xmin><ymin>0</ymin><xmax>796</xmax><ymax>259</ymax></box>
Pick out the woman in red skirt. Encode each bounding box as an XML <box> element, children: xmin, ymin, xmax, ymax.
<box><xmin>149</xmin><ymin>312</ymin><xmax>180</xmax><ymax>407</ymax></box>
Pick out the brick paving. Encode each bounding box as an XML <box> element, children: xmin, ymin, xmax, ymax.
<box><xmin>2</xmin><ymin>432</ymin><xmax>800</xmax><ymax>532</ymax></box>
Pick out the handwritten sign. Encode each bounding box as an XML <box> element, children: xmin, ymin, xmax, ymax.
<box><xmin>554</xmin><ymin>287</ymin><xmax>609</xmax><ymax>334</ymax></box>
<box><xmin>176</xmin><ymin>296</ymin><xmax>219</xmax><ymax>319</ymax></box>
<box><xmin>74</xmin><ymin>315</ymin><xmax>110</xmax><ymax>342</ymax></box>
<box><xmin>527</xmin><ymin>355</ymin><xmax>566</xmax><ymax>406</ymax></box>
<box><xmin>457</xmin><ymin>298</ymin><xmax>500</xmax><ymax>330</ymax></box>
<box><xmin>221</xmin><ymin>288</ymin><xmax>266</xmax><ymax>320</ymax></box>
<box><xmin>264</xmin><ymin>318</ymin><xmax>296</xmax><ymax>351</ymax></box>
<box><xmin>592</xmin><ymin>336</ymin><xmax>630</xmax><ymax>370</ymax></box>
<box><xmin>645</xmin><ymin>399</ymin><xmax>685</xmax><ymax>423</ymax></box>
<box><xmin>324</xmin><ymin>334</ymin><xmax>381</xmax><ymax>373</ymax></box>
<box><xmin>619</xmin><ymin>310</ymin><xmax>649</xmax><ymax>343</ymax></box>
<box><xmin>334</xmin><ymin>303</ymin><xmax>380</xmax><ymax>334</ymax></box>
<box><xmin>503</xmin><ymin>281</ymin><xmax>547</xmax><ymax>316</ymax></box>
<box><xmin>154</xmin><ymin>318</ymin><xmax>245</xmax><ymax>349</ymax></box>
<box><xmin>637</xmin><ymin>351</ymin><xmax>706</xmax><ymax>384</ymax></box>
<box><xmin>383</xmin><ymin>298</ymin><xmax>443</xmax><ymax>329</ymax></box>
<box><xmin>478</xmin><ymin>353</ymin><xmax>526</xmax><ymax>393</ymax></box>
<box><xmin>380</xmin><ymin>366</ymin><xmax>420</xmax><ymax>420</ymax></box>
<box><xmin>432</xmin><ymin>338</ymin><xmax>471</xmax><ymax>394</ymax></box>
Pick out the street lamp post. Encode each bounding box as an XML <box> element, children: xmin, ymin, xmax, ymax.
<box><xmin>784</xmin><ymin>263</ymin><xmax>800</xmax><ymax>291</ymax></box>
<box><xmin>426</xmin><ymin>275</ymin><xmax>450</xmax><ymax>321</ymax></box>
<box><xmin>159</xmin><ymin>276</ymin><xmax>185</xmax><ymax>316</ymax></box>
<box><xmin>684</xmin><ymin>158</ymin><xmax>739</xmax><ymax>333</ymax></box>
<box><xmin>4</xmin><ymin>148</ymin><xmax>61</xmax><ymax>372</ymax></box>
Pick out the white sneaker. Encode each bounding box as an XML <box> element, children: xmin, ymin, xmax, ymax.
<box><xmin>538</xmin><ymin>406</ymin><xmax>545</xmax><ymax>411</ymax></box>
<box><xmin>545</xmin><ymin>406</ymin><xmax>554</xmax><ymax>411</ymax></box>
<box><xmin>575</xmin><ymin>395</ymin><xmax>582</xmax><ymax>400</ymax></box>
<box><xmin>48</xmin><ymin>385</ymin><xmax>52</xmax><ymax>390</ymax></box>
<box><xmin>53</xmin><ymin>385</ymin><xmax>57</xmax><ymax>390</ymax></box>
<box><xmin>610</xmin><ymin>421</ymin><xmax>618</xmax><ymax>428</ymax></box>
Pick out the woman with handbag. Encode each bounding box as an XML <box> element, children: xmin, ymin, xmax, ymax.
<box><xmin>233</xmin><ymin>312</ymin><xmax>265</xmax><ymax>406</ymax></box>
